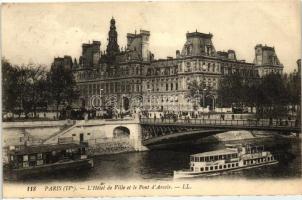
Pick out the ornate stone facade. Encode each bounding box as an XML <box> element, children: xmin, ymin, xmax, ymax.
<box><xmin>66</xmin><ymin>18</ymin><xmax>284</xmax><ymax>112</ymax></box>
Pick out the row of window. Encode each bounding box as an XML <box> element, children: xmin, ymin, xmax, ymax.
<box><xmin>11</xmin><ymin>153</ymin><xmax>43</xmax><ymax>162</ymax></box>
<box><xmin>77</xmin><ymin>67</ymin><xmax>144</xmax><ymax>81</ymax></box>
<box><xmin>146</xmin><ymin>96</ymin><xmax>179</xmax><ymax>103</ymax></box>
<box><xmin>79</xmin><ymin>82</ymin><xmax>142</xmax><ymax>96</ymax></box>
<box><xmin>181</xmin><ymin>61</ymin><xmax>220</xmax><ymax>73</ymax></box>
<box><xmin>178</xmin><ymin>60</ymin><xmax>259</xmax><ymax>77</ymax></box>
<box><xmin>185</xmin><ymin>45</ymin><xmax>213</xmax><ymax>56</ymax></box>
<box><xmin>11</xmin><ymin>154</ymin><xmax>44</xmax><ymax>168</ymax></box>
<box><xmin>146</xmin><ymin>82</ymin><xmax>179</xmax><ymax>92</ymax></box>
<box><xmin>190</xmin><ymin>153</ymin><xmax>238</xmax><ymax>162</ymax></box>
<box><xmin>191</xmin><ymin>162</ymin><xmax>239</xmax><ymax>172</ymax></box>
<box><xmin>185</xmin><ymin>76</ymin><xmax>219</xmax><ymax>89</ymax></box>
<box><xmin>222</xmin><ymin>67</ymin><xmax>258</xmax><ymax>77</ymax></box>
<box><xmin>22</xmin><ymin>160</ymin><xmax>44</xmax><ymax>168</ymax></box>
<box><xmin>243</xmin><ymin>156</ymin><xmax>274</xmax><ymax>165</ymax></box>
<box><xmin>262</xmin><ymin>69</ymin><xmax>282</xmax><ymax>75</ymax></box>
<box><xmin>146</xmin><ymin>66</ymin><xmax>178</xmax><ymax>76</ymax></box>
<box><xmin>145</xmin><ymin>76</ymin><xmax>219</xmax><ymax>92</ymax></box>
<box><xmin>77</xmin><ymin>65</ymin><xmax>257</xmax><ymax>80</ymax></box>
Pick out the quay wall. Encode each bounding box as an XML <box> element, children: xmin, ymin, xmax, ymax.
<box><xmin>2</xmin><ymin>120</ymin><xmax>72</xmax><ymax>128</ymax></box>
<box><xmin>2</xmin><ymin>119</ymin><xmax>148</xmax><ymax>154</ymax></box>
<box><xmin>2</xmin><ymin>120</ymin><xmax>73</xmax><ymax>146</ymax></box>
<box><xmin>3</xmin><ymin>127</ymin><xmax>61</xmax><ymax>146</ymax></box>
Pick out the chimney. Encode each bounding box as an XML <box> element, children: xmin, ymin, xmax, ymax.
<box><xmin>176</xmin><ymin>50</ymin><xmax>180</xmax><ymax>58</ymax></box>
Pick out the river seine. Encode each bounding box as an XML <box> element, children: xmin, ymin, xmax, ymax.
<box><xmin>11</xmin><ymin>135</ymin><xmax>301</xmax><ymax>183</ymax></box>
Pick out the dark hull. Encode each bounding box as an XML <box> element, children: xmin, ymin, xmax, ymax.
<box><xmin>4</xmin><ymin>158</ymin><xmax>93</xmax><ymax>180</ymax></box>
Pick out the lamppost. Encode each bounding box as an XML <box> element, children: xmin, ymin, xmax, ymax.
<box><xmin>99</xmin><ymin>88</ymin><xmax>103</xmax><ymax>96</ymax></box>
<box><xmin>203</xmin><ymin>88</ymin><xmax>207</xmax><ymax>108</ymax></box>
<box><xmin>99</xmin><ymin>88</ymin><xmax>103</xmax><ymax>109</ymax></box>
<box><xmin>195</xmin><ymin>90</ymin><xmax>200</xmax><ymax>110</ymax></box>
<box><xmin>147</xmin><ymin>88</ymin><xmax>152</xmax><ymax>111</ymax></box>
<box><xmin>121</xmin><ymin>94</ymin><xmax>124</xmax><ymax>117</ymax></box>
<box><xmin>98</xmin><ymin>88</ymin><xmax>103</xmax><ymax>119</ymax></box>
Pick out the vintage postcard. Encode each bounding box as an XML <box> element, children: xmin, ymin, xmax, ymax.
<box><xmin>1</xmin><ymin>1</ymin><xmax>301</xmax><ymax>198</ymax></box>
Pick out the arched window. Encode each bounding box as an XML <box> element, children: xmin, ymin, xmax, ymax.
<box><xmin>179</xmin><ymin>63</ymin><xmax>183</xmax><ymax>72</ymax></box>
<box><xmin>164</xmin><ymin>68</ymin><xmax>169</xmax><ymax>75</ymax></box>
<box><xmin>147</xmin><ymin>68</ymin><xmax>152</xmax><ymax>76</ymax></box>
<box><xmin>187</xmin><ymin>62</ymin><xmax>191</xmax><ymax>72</ymax></box>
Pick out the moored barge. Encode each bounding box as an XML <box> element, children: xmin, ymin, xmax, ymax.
<box><xmin>4</xmin><ymin>142</ymin><xmax>93</xmax><ymax>180</ymax></box>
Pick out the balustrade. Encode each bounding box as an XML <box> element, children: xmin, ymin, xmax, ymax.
<box><xmin>140</xmin><ymin>117</ymin><xmax>300</xmax><ymax>129</ymax></box>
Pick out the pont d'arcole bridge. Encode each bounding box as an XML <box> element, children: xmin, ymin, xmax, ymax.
<box><xmin>3</xmin><ymin>116</ymin><xmax>301</xmax><ymax>151</ymax></box>
<box><xmin>139</xmin><ymin>118</ymin><xmax>301</xmax><ymax>147</ymax></box>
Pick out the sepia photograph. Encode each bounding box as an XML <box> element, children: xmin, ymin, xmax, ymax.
<box><xmin>1</xmin><ymin>0</ymin><xmax>301</xmax><ymax>198</ymax></box>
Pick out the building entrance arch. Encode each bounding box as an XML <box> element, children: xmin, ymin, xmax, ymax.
<box><xmin>80</xmin><ymin>98</ymin><xmax>86</xmax><ymax>108</ymax></box>
<box><xmin>122</xmin><ymin>96</ymin><xmax>130</xmax><ymax>111</ymax></box>
<box><xmin>205</xmin><ymin>95</ymin><xmax>216</xmax><ymax>110</ymax></box>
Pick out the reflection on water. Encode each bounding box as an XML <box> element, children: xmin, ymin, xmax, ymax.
<box><xmin>5</xmin><ymin>137</ymin><xmax>301</xmax><ymax>183</ymax></box>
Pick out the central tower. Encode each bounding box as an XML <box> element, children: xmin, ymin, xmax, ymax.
<box><xmin>106</xmin><ymin>17</ymin><xmax>120</xmax><ymax>57</ymax></box>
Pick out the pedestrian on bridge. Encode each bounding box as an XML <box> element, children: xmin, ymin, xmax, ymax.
<box><xmin>269</xmin><ymin>117</ymin><xmax>273</xmax><ymax>125</ymax></box>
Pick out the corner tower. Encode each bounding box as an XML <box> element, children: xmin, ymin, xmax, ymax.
<box><xmin>126</xmin><ymin>30</ymin><xmax>151</xmax><ymax>61</ymax></box>
<box><xmin>253</xmin><ymin>44</ymin><xmax>283</xmax><ymax>77</ymax></box>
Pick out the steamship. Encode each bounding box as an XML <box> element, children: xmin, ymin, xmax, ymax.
<box><xmin>173</xmin><ymin>144</ymin><xmax>278</xmax><ymax>179</ymax></box>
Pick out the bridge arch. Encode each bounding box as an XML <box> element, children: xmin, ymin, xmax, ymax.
<box><xmin>113</xmin><ymin>126</ymin><xmax>130</xmax><ymax>138</ymax></box>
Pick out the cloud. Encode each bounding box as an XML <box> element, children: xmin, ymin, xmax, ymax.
<box><xmin>2</xmin><ymin>2</ymin><xmax>301</xmax><ymax>72</ymax></box>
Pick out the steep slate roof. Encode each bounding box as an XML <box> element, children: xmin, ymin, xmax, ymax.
<box><xmin>181</xmin><ymin>31</ymin><xmax>216</xmax><ymax>57</ymax></box>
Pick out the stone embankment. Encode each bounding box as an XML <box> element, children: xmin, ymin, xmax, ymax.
<box><xmin>88</xmin><ymin>138</ymin><xmax>136</xmax><ymax>156</ymax></box>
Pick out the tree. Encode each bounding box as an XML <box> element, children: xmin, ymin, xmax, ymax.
<box><xmin>2</xmin><ymin>58</ymin><xmax>50</xmax><ymax>119</ymax></box>
<box><xmin>217</xmin><ymin>73</ymin><xmax>245</xmax><ymax>108</ymax></box>
<box><xmin>48</xmin><ymin>64</ymin><xmax>79</xmax><ymax>117</ymax></box>
<box><xmin>186</xmin><ymin>80</ymin><xmax>213</xmax><ymax>109</ymax></box>
<box><xmin>244</xmin><ymin>81</ymin><xmax>259</xmax><ymax>113</ymax></box>
<box><xmin>2</xmin><ymin>58</ymin><xmax>19</xmax><ymax>114</ymax></box>
<box><xmin>217</xmin><ymin>72</ymin><xmax>290</xmax><ymax>118</ymax></box>
<box><xmin>287</xmin><ymin>72</ymin><xmax>301</xmax><ymax>107</ymax></box>
<box><xmin>255</xmin><ymin>73</ymin><xmax>289</xmax><ymax>118</ymax></box>
<box><xmin>26</xmin><ymin>64</ymin><xmax>50</xmax><ymax>117</ymax></box>
<box><xmin>285</xmin><ymin>71</ymin><xmax>301</xmax><ymax>119</ymax></box>
<box><xmin>14</xmin><ymin>63</ymin><xmax>49</xmax><ymax>118</ymax></box>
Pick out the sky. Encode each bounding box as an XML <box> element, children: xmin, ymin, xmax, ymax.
<box><xmin>2</xmin><ymin>1</ymin><xmax>301</xmax><ymax>72</ymax></box>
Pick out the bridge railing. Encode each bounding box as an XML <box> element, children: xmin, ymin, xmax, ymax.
<box><xmin>140</xmin><ymin>117</ymin><xmax>301</xmax><ymax>129</ymax></box>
